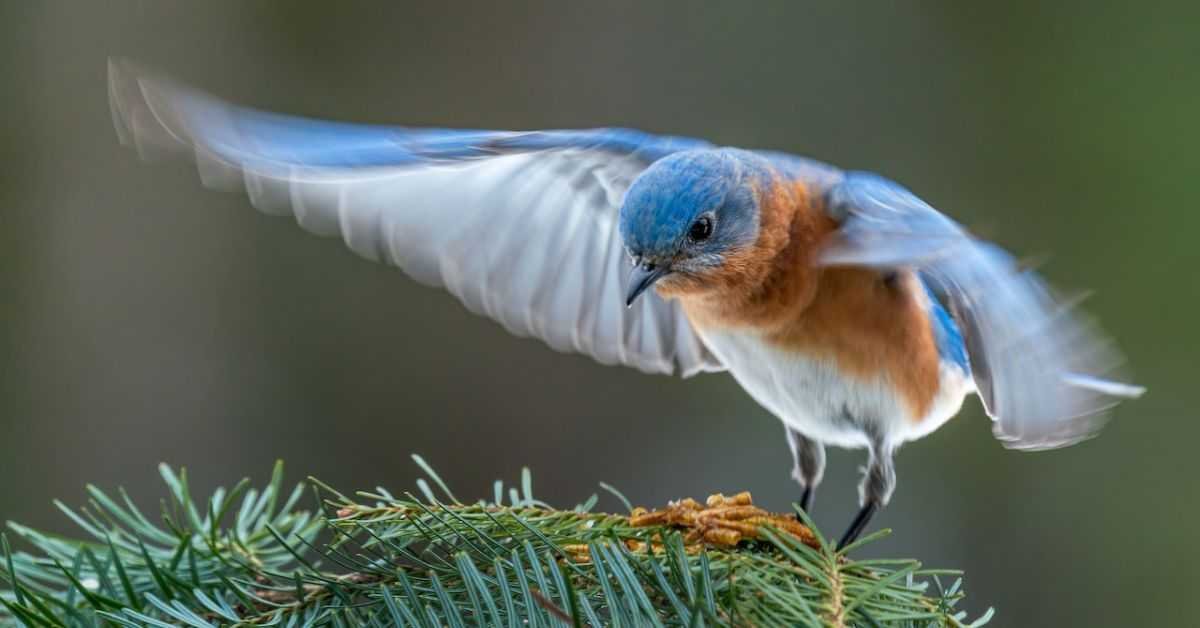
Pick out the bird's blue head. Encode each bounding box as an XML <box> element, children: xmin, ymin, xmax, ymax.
<box><xmin>619</xmin><ymin>149</ymin><xmax>766</xmax><ymax>305</ymax></box>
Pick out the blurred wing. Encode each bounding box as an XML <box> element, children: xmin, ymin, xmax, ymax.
<box><xmin>821</xmin><ymin>172</ymin><xmax>1144</xmax><ymax>450</ymax></box>
<box><xmin>108</xmin><ymin>59</ymin><xmax>723</xmax><ymax>377</ymax></box>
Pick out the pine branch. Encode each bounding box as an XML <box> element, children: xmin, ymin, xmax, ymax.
<box><xmin>0</xmin><ymin>457</ymin><xmax>993</xmax><ymax>627</ymax></box>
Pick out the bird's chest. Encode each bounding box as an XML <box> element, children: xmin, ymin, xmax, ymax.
<box><xmin>680</xmin><ymin>268</ymin><xmax>956</xmax><ymax>449</ymax></box>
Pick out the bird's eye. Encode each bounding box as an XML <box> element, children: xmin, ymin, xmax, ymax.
<box><xmin>688</xmin><ymin>216</ymin><xmax>714</xmax><ymax>242</ymax></box>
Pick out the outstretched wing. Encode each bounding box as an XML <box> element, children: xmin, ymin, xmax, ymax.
<box><xmin>821</xmin><ymin>172</ymin><xmax>1144</xmax><ymax>450</ymax></box>
<box><xmin>108</xmin><ymin>59</ymin><xmax>723</xmax><ymax>377</ymax></box>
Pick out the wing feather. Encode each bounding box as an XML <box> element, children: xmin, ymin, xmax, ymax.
<box><xmin>109</xmin><ymin>59</ymin><xmax>722</xmax><ymax>377</ymax></box>
<box><xmin>821</xmin><ymin>172</ymin><xmax>1144</xmax><ymax>450</ymax></box>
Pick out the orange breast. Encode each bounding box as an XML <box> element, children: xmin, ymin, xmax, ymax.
<box><xmin>763</xmin><ymin>268</ymin><xmax>943</xmax><ymax>422</ymax></box>
<box><xmin>678</xmin><ymin>175</ymin><xmax>943</xmax><ymax>422</ymax></box>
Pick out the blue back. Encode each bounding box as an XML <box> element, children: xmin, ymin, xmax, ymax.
<box><xmin>920</xmin><ymin>277</ymin><xmax>970</xmax><ymax>372</ymax></box>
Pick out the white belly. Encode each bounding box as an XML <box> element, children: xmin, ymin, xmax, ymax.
<box><xmin>697</xmin><ymin>326</ymin><xmax>972</xmax><ymax>449</ymax></box>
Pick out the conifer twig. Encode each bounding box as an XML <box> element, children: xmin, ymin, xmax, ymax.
<box><xmin>0</xmin><ymin>459</ymin><xmax>994</xmax><ymax>627</ymax></box>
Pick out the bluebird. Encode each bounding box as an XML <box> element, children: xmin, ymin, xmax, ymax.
<box><xmin>108</xmin><ymin>60</ymin><xmax>1144</xmax><ymax>549</ymax></box>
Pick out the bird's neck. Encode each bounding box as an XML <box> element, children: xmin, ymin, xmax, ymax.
<box><xmin>679</xmin><ymin>173</ymin><xmax>835</xmax><ymax>331</ymax></box>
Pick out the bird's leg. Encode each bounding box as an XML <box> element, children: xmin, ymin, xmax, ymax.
<box><xmin>837</xmin><ymin>437</ymin><xmax>896</xmax><ymax>551</ymax></box>
<box><xmin>799</xmin><ymin>487</ymin><xmax>815</xmax><ymax>514</ymax></box>
<box><xmin>786</xmin><ymin>426</ymin><xmax>825</xmax><ymax>516</ymax></box>
<box><xmin>837</xmin><ymin>502</ymin><xmax>877</xmax><ymax>550</ymax></box>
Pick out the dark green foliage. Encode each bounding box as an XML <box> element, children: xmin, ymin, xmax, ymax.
<box><xmin>0</xmin><ymin>457</ymin><xmax>992</xmax><ymax>627</ymax></box>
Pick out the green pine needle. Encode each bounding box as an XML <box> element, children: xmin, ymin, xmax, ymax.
<box><xmin>0</xmin><ymin>460</ymin><xmax>992</xmax><ymax>627</ymax></box>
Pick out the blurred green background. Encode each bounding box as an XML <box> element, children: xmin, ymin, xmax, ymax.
<box><xmin>1</xmin><ymin>1</ymin><xmax>1195</xmax><ymax>625</ymax></box>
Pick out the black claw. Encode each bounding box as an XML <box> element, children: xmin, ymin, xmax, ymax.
<box><xmin>836</xmin><ymin>501</ymin><xmax>878</xmax><ymax>551</ymax></box>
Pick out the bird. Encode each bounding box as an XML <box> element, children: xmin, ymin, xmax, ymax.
<box><xmin>107</xmin><ymin>59</ymin><xmax>1144</xmax><ymax>550</ymax></box>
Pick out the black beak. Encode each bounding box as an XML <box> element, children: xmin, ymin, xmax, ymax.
<box><xmin>625</xmin><ymin>262</ymin><xmax>669</xmax><ymax>307</ymax></box>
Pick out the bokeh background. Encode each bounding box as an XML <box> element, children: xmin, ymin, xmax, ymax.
<box><xmin>2</xmin><ymin>1</ymin><xmax>1196</xmax><ymax>625</ymax></box>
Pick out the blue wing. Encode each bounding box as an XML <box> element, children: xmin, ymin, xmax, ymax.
<box><xmin>108</xmin><ymin>58</ymin><xmax>722</xmax><ymax>377</ymax></box>
<box><xmin>110</xmin><ymin>60</ymin><xmax>706</xmax><ymax>170</ymax></box>
<box><xmin>822</xmin><ymin>172</ymin><xmax>1143</xmax><ymax>450</ymax></box>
